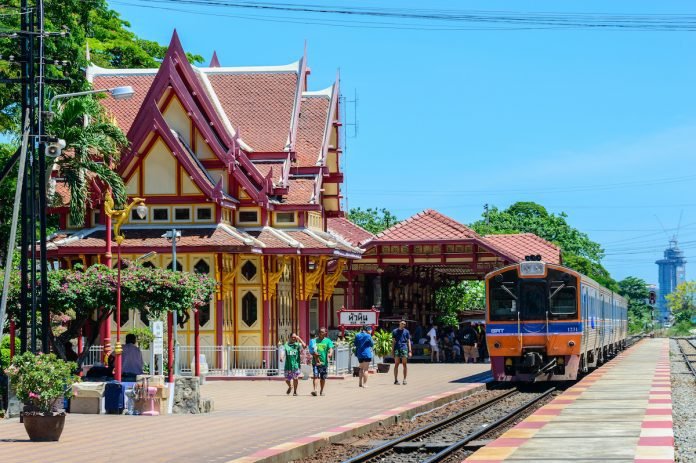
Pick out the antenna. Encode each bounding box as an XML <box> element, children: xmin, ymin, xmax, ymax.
<box><xmin>675</xmin><ymin>209</ymin><xmax>683</xmax><ymax>242</ymax></box>
<box><xmin>654</xmin><ymin>215</ymin><xmax>671</xmax><ymax>241</ymax></box>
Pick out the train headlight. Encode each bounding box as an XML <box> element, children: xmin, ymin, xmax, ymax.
<box><xmin>520</xmin><ymin>261</ymin><xmax>545</xmax><ymax>276</ymax></box>
<box><xmin>505</xmin><ymin>358</ymin><xmax>513</xmax><ymax>366</ymax></box>
<box><xmin>557</xmin><ymin>356</ymin><xmax>565</xmax><ymax>365</ymax></box>
<box><xmin>568</xmin><ymin>340</ymin><xmax>575</xmax><ymax>347</ymax></box>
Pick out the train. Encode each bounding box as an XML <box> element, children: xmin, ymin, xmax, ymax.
<box><xmin>484</xmin><ymin>257</ymin><xmax>628</xmax><ymax>382</ymax></box>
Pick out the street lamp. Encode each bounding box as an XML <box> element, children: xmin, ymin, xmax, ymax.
<box><xmin>47</xmin><ymin>86</ymin><xmax>135</xmax><ymax>114</ymax></box>
<box><xmin>135</xmin><ymin>251</ymin><xmax>157</xmax><ymax>264</ymax></box>
<box><xmin>104</xmin><ymin>191</ymin><xmax>147</xmax><ymax>382</ymax></box>
<box><xmin>163</xmin><ymin>229</ymin><xmax>181</xmax><ymax>382</ymax></box>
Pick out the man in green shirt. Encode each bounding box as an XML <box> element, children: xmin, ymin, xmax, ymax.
<box><xmin>311</xmin><ymin>327</ymin><xmax>334</xmax><ymax>396</ymax></box>
<box><xmin>284</xmin><ymin>333</ymin><xmax>306</xmax><ymax>396</ymax></box>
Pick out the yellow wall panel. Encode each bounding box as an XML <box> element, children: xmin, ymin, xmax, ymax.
<box><xmin>181</xmin><ymin>170</ymin><xmax>202</xmax><ymax>195</ymax></box>
<box><xmin>162</xmin><ymin>96</ymin><xmax>191</xmax><ymax>146</ymax></box>
<box><xmin>143</xmin><ymin>139</ymin><xmax>177</xmax><ymax>195</ymax></box>
<box><xmin>126</xmin><ymin>168</ymin><xmax>139</xmax><ymax>195</ymax></box>
<box><xmin>195</xmin><ymin>130</ymin><xmax>216</xmax><ymax>160</ymax></box>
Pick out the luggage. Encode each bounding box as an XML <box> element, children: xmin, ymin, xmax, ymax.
<box><xmin>104</xmin><ymin>381</ymin><xmax>124</xmax><ymax>414</ymax></box>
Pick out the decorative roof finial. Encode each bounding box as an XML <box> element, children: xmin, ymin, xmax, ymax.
<box><xmin>209</xmin><ymin>51</ymin><xmax>220</xmax><ymax>68</ymax></box>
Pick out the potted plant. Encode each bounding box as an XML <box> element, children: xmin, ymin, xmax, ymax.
<box><xmin>373</xmin><ymin>329</ymin><xmax>393</xmax><ymax>373</ymax></box>
<box><xmin>4</xmin><ymin>351</ymin><xmax>79</xmax><ymax>441</ymax></box>
<box><xmin>344</xmin><ymin>331</ymin><xmax>362</xmax><ymax>376</ymax></box>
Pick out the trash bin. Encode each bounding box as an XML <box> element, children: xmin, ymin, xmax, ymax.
<box><xmin>104</xmin><ymin>381</ymin><xmax>124</xmax><ymax>414</ymax></box>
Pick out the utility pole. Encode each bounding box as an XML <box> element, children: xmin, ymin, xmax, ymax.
<box><xmin>0</xmin><ymin>0</ymin><xmax>69</xmax><ymax>353</ymax></box>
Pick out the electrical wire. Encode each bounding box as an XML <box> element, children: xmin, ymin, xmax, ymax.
<box><xmin>102</xmin><ymin>0</ymin><xmax>696</xmax><ymax>32</ymax></box>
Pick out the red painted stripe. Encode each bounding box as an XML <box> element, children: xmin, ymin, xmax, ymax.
<box><xmin>648</xmin><ymin>399</ymin><xmax>672</xmax><ymax>404</ymax></box>
<box><xmin>638</xmin><ymin>436</ymin><xmax>674</xmax><ymax>446</ymax></box>
<box><xmin>633</xmin><ymin>459</ymin><xmax>674</xmax><ymax>463</ymax></box>
<box><xmin>250</xmin><ymin>448</ymin><xmax>284</xmax><ymax>457</ymax></box>
<box><xmin>645</xmin><ymin>409</ymin><xmax>673</xmax><ymax>415</ymax></box>
<box><xmin>641</xmin><ymin>421</ymin><xmax>673</xmax><ymax>428</ymax></box>
<box><xmin>515</xmin><ymin>421</ymin><xmax>547</xmax><ymax>429</ymax></box>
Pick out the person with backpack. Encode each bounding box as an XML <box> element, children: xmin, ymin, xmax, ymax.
<box><xmin>460</xmin><ymin>322</ymin><xmax>478</xmax><ymax>363</ymax></box>
<box><xmin>354</xmin><ymin>325</ymin><xmax>374</xmax><ymax>388</ymax></box>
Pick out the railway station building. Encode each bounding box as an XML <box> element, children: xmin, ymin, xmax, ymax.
<box><xmin>45</xmin><ymin>32</ymin><xmax>560</xmax><ymax>358</ymax></box>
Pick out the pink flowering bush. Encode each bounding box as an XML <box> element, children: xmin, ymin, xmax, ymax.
<box><xmin>5</xmin><ymin>352</ymin><xmax>79</xmax><ymax>414</ymax></box>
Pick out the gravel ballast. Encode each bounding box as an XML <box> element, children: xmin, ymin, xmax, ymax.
<box><xmin>671</xmin><ymin>338</ymin><xmax>696</xmax><ymax>463</ymax></box>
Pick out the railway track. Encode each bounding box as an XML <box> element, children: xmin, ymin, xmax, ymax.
<box><xmin>675</xmin><ymin>338</ymin><xmax>696</xmax><ymax>379</ymax></box>
<box><xmin>341</xmin><ymin>387</ymin><xmax>555</xmax><ymax>463</ymax></box>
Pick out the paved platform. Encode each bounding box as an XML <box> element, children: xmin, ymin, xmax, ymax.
<box><xmin>464</xmin><ymin>338</ymin><xmax>673</xmax><ymax>463</ymax></box>
<box><xmin>0</xmin><ymin>363</ymin><xmax>489</xmax><ymax>463</ymax></box>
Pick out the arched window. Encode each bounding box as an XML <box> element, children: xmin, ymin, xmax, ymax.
<box><xmin>193</xmin><ymin>259</ymin><xmax>211</xmax><ymax>326</ymax></box>
<box><xmin>242</xmin><ymin>292</ymin><xmax>258</xmax><ymax>327</ymax></box>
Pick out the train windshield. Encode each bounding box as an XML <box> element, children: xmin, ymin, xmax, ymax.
<box><xmin>488</xmin><ymin>267</ymin><xmax>578</xmax><ymax>321</ymax></box>
<box><xmin>489</xmin><ymin>269</ymin><xmax>519</xmax><ymax>321</ymax></box>
<box><xmin>520</xmin><ymin>282</ymin><xmax>546</xmax><ymax>320</ymax></box>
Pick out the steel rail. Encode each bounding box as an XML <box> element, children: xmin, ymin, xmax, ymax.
<box><xmin>422</xmin><ymin>387</ymin><xmax>556</xmax><ymax>463</ymax></box>
<box><xmin>340</xmin><ymin>388</ymin><xmax>518</xmax><ymax>463</ymax></box>
<box><xmin>676</xmin><ymin>339</ymin><xmax>696</xmax><ymax>380</ymax></box>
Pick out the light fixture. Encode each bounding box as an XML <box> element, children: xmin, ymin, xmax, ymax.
<box><xmin>135</xmin><ymin>203</ymin><xmax>148</xmax><ymax>220</ymax></box>
<box><xmin>109</xmin><ymin>86</ymin><xmax>135</xmax><ymax>100</ymax></box>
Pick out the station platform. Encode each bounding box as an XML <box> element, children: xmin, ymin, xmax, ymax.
<box><xmin>465</xmin><ymin>338</ymin><xmax>673</xmax><ymax>463</ymax></box>
<box><xmin>0</xmin><ymin>363</ymin><xmax>489</xmax><ymax>463</ymax></box>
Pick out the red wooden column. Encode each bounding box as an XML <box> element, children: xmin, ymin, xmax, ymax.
<box><xmin>194</xmin><ymin>310</ymin><xmax>200</xmax><ymax>377</ymax></box>
<box><xmin>215</xmin><ymin>254</ymin><xmax>224</xmax><ymax>369</ymax></box>
<box><xmin>167</xmin><ymin>312</ymin><xmax>174</xmax><ymax>383</ymax></box>
<box><xmin>318</xmin><ymin>279</ymin><xmax>327</xmax><ymax>329</ymax></box>
<box><xmin>346</xmin><ymin>272</ymin><xmax>354</xmax><ymax>309</ymax></box>
<box><xmin>298</xmin><ymin>257</ymin><xmax>309</xmax><ymax>339</ymax></box>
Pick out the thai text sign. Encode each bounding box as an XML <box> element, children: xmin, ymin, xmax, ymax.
<box><xmin>339</xmin><ymin>310</ymin><xmax>378</xmax><ymax>327</ymax></box>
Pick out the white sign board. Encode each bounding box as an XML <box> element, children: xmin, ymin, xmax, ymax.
<box><xmin>151</xmin><ymin>321</ymin><xmax>164</xmax><ymax>338</ymax></box>
<box><xmin>152</xmin><ymin>337</ymin><xmax>164</xmax><ymax>355</ymax></box>
<box><xmin>339</xmin><ymin>311</ymin><xmax>378</xmax><ymax>327</ymax></box>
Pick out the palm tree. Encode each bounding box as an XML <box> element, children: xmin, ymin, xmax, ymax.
<box><xmin>47</xmin><ymin>96</ymin><xmax>128</xmax><ymax>227</ymax></box>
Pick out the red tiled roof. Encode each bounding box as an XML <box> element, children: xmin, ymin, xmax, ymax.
<box><xmin>51</xmin><ymin>181</ymin><xmax>71</xmax><ymax>207</ymax></box>
<box><xmin>246</xmin><ymin>228</ymin><xmax>295</xmax><ymax>249</ymax></box>
<box><xmin>327</xmin><ymin>217</ymin><xmax>375</xmax><ymax>247</ymax></box>
<box><xmin>53</xmin><ymin>227</ymin><xmax>249</xmax><ymax>251</ymax></box>
<box><xmin>91</xmin><ymin>74</ymin><xmax>156</xmax><ymax>134</ymax></box>
<box><xmin>283</xmin><ymin>178</ymin><xmax>315</xmax><ymax>205</ymax></box>
<box><xmin>483</xmin><ymin>233</ymin><xmax>562</xmax><ymax>264</ymax></box>
<box><xmin>206</xmin><ymin>72</ymin><xmax>298</xmax><ymax>152</ymax></box>
<box><xmin>295</xmin><ymin>96</ymin><xmax>329</xmax><ymax>167</ymax></box>
<box><xmin>372</xmin><ymin>209</ymin><xmax>480</xmax><ymax>243</ymax></box>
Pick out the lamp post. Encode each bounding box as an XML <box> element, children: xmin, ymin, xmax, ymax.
<box><xmin>104</xmin><ymin>191</ymin><xmax>147</xmax><ymax>382</ymax></box>
<box><xmin>47</xmin><ymin>86</ymin><xmax>135</xmax><ymax>115</ymax></box>
<box><xmin>164</xmin><ymin>229</ymin><xmax>181</xmax><ymax>381</ymax></box>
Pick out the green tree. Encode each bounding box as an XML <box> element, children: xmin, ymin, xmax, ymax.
<box><xmin>471</xmin><ymin>202</ymin><xmax>616</xmax><ymax>290</ymax></box>
<box><xmin>48</xmin><ymin>96</ymin><xmax>129</xmax><ymax>225</ymax></box>
<box><xmin>0</xmin><ymin>0</ymin><xmax>203</xmax><ymax>134</ymax></box>
<box><xmin>617</xmin><ymin>276</ymin><xmax>652</xmax><ymax>333</ymax></box>
<box><xmin>0</xmin><ymin>263</ymin><xmax>217</xmax><ymax>364</ymax></box>
<box><xmin>666</xmin><ymin>281</ymin><xmax>696</xmax><ymax>327</ymax></box>
<box><xmin>435</xmin><ymin>281</ymin><xmax>485</xmax><ymax>327</ymax></box>
<box><xmin>0</xmin><ymin>144</ymin><xmax>18</xmax><ymax>265</ymax></box>
<box><xmin>347</xmin><ymin>207</ymin><xmax>398</xmax><ymax>234</ymax></box>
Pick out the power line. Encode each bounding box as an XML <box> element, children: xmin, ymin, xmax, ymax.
<box><xmin>105</xmin><ymin>0</ymin><xmax>696</xmax><ymax>32</ymax></box>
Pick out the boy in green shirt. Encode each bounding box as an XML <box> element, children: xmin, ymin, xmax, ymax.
<box><xmin>311</xmin><ymin>327</ymin><xmax>334</xmax><ymax>396</ymax></box>
<box><xmin>284</xmin><ymin>333</ymin><xmax>306</xmax><ymax>396</ymax></box>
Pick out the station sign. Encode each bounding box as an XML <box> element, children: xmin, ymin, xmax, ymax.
<box><xmin>337</xmin><ymin>306</ymin><xmax>380</xmax><ymax>335</ymax></box>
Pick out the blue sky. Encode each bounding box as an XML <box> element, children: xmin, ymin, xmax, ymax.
<box><xmin>108</xmin><ymin>0</ymin><xmax>696</xmax><ymax>285</ymax></box>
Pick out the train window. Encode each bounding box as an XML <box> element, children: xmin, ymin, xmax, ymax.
<box><xmin>549</xmin><ymin>285</ymin><xmax>577</xmax><ymax>318</ymax></box>
<box><xmin>488</xmin><ymin>269</ymin><xmax>519</xmax><ymax>321</ymax></box>
<box><xmin>490</xmin><ymin>288</ymin><xmax>518</xmax><ymax>321</ymax></box>
<box><xmin>520</xmin><ymin>282</ymin><xmax>547</xmax><ymax>320</ymax></box>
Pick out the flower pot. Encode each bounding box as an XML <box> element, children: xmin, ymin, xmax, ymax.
<box><xmin>376</xmin><ymin>363</ymin><xmax>391</xmax><ymax>374</ymax></box>
<box><xmin>23</xmin><ymin>413</ymin><xmax>66</xmax><ymax>441</ymax></box>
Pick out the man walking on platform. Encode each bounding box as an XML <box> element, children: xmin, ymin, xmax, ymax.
<box><xmin>461</xmin><ymin>322</ymin><xmax>479</xmax><ymax>363</ymax></box>
<box><xmin>392</xmin><ymin>320</ymin><xmax>412</xmax><ymax>385</ymax></box>
<box><xmin>311</xmin><ymin>328</ymin><xmax>334</xmax><ymax>396</ymax></box>
<box><xmin>283</xmin><ymin>333</ymin><xmax>306</xmax><ymax>396</ymax></box>
<box><xmin>354</xmin><ymin>325</ymin><xmax>374</xmax><ymax>388</ymax></box>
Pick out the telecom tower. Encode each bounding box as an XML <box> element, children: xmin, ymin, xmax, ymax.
<box><xmin>655</xmin><ymin>238</ymin><xmax>687</xmax><ymax>324</ymax></box>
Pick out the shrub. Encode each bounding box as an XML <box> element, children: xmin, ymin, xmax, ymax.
<box><xmin>372</xmin><ymin>329</ymin><xmax>393</xmax><ymax>358</ymax></box>
<box><xmin>4</xmin><ymin>352</ymin><xmax>79</xmax><ymax>414</ymax></box>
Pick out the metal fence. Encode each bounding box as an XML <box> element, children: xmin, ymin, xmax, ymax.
<box><xmin>84</xmin><ymin>343</ymin><xmax>378</xmax><ymax>377</ymax></box>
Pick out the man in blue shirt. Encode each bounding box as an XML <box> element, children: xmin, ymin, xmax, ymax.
<box><xmin>392</xmin><ymin>320</ymin><xmax>412</xmax><ymax>385</ymax></box>
<box><xmin>354</xmin><ymin>325</ymin><xmax>374</xmax><ymax>388</ymax></box>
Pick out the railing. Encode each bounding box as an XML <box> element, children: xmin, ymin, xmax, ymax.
<box><xmin>83</xmin><ymin>343</ymin><xmax>378</xmax><ymax>377</ymax></box>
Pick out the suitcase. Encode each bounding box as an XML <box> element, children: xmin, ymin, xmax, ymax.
<box><xmin>104</xmin><ymin>381</ymin><xmax>124</xmax><ymax>414</ymax></box>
